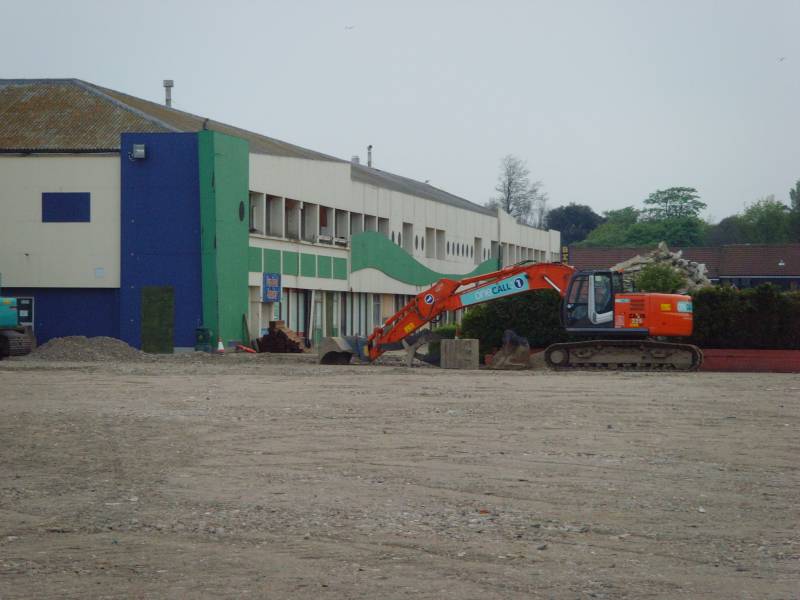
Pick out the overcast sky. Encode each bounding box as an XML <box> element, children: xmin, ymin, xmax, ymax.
<box><xmin>4</xmin><ymin>0</ymin><xmax>799</xmax><ymax>221</ymax></box>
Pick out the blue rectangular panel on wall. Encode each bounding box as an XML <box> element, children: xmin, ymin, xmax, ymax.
<box><xmin>42</xmin><ymin>192</ymin><xmax>90</xmax><ymax>222</ymax></box>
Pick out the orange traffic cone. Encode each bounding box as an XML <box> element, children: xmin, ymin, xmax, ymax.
<box><xmin>216</xmin><ymin>337</ymin><xmax>225</xmax><ymax>354</ymax></box>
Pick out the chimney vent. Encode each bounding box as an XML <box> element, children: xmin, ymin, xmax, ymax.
<box><xmin>351</xmin><ymin>155</ymin><xmax>360</xmax><ymax>165</ymax></box>
<box><xmin>367</xmin><ymin>144</ymin><xmax>373</xmax><ymax>167</ymax></box>
<box><xmin>163</xmin><ymin>79</ymin><xmax>174</xmax><ymax>107</ymax></box>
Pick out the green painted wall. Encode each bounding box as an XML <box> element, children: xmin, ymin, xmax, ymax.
<box><xmin>350</xmin><ymin>231</ymin><xmax>499</xmax><ymax>286</ymax></box>
<box><xmin>333</xmin><ymin>257</ymin><xmax>348</xmax><ymax>280</ymax></box>
<box><xmin>248</xmin><ymin>247</ymin><xmax>262</xmax><ymax>272</ymax></box>
<box><xmin>283</xmin><ymin>251</ymin><xmax>299</xmax><ymax>276</ymax></box>
<box><xmin>300</xmin><ymin>253</ymin><xmax>316</xmax><ymax>277</ymax></box>
<box><xmin>264</xmin><ymin>249</ymin><xmax>281</xmax><ymax>272</ymax></box>
<box><xmin>198</xmin><ymin>131</ymin><xmax>250</xmax><ymax>344</ymax></box>
<box><xmin>317</xmin><ymin>255</ymin><xmax>332</xmax><ymax>278</ymax></box>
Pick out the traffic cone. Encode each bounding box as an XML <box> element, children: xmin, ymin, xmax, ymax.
<box><xmin>216</xmin><ymin>337</ymin><xmax>225</xmax><ymax>354</ymax></box>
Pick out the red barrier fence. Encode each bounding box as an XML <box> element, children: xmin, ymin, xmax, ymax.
<box><xmin>699</xmin><ymin>349</ymin><xmax>800</xmax><ymax>373</ymax></box>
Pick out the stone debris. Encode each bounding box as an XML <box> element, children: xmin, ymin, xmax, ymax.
<box><xmin>611</xmin><ymin>241</ymin><xmax>712</xmax><ymax>292</ymax></box>
<box><xmin>29</xmin><ymin>336</ymin><xmax>144</xmax><ymax>362</ymax></box>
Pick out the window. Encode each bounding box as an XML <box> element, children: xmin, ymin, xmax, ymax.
<box><xmin>42</xmin><ymin>192</ymin><xmax>90</xmax><ymax>223</ymax></box>
<box><xmin>415</xmin><ymin>235</ymin><xmax>419</xmax><ymax>250</ymax></box>
<box><xmin>391</xmin><ymin>231</ymin><xmax>395</xmax><ymax>243</ymax></box>
<box><xmin>447</xmin><ymin>241</ymin><xmax>450</xmax><ymax>255</ymax></box>
<box><xmin>397</xmin><ymin>232</ymin><xmax>402</xmax><ymax>246</ymax></box>
<box><xmin>421</xmin><ymin>237</ymin><xmax>425</xmax><ymax>252</ymax></box>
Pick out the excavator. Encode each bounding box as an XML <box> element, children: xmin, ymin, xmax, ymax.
<box><xmin>319</xmin><ymin>261</ymin><xmax>703</xmax><ymax>370</ymax></box>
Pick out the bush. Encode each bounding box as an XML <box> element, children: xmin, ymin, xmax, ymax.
<box><xmin>460</xmin><ymin>290</ymin><xmax>568</xmax><ymax>360</ymax></box>
<box><xmin>690</xmin><ymin>284</ymin><xmax>800</xmax><ymax>349</ymax></box>
<box><xmin>635</xmin><ymin>263</ymin><xmax>687</xmax><ymax>293</ymax></box>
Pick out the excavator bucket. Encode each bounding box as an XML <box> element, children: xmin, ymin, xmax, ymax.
<box><xmin>489</xmin><ymin>330</ymin><xmax>534</xmax><ymax>370</ymax></box>
<box><xmin>318</xmin><ymin>336</ymin><xmax>370</xmax><ymax>365</ymax></box>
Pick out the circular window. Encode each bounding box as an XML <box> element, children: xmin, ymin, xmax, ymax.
<box><xmin>238</xmin><ymin>201</ymin><xmax>245</xmax><ymax>221</ymax></box>
<box><xmin>415</xmin><ymin>235</ymin><xmax>419</xmax><ymax>250</ymax></box>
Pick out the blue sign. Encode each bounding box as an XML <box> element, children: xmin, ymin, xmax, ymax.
<box><xmin>424</xmin><ymin>293</ymin><xmax>435</xmax><ymax>305</ymax></box>
<box><xmin>262</xmin><ymin>272</ymin><xmax>282</xmax><ymax>303</ymax></box>
<box><xmin>460</xmin><ymin>274</ymin><xmax>529</xmax><ymax>307</ymax></box>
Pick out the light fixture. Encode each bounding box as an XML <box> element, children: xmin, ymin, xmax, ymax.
<box><xmin>778</xmin><ymin>259</ymin><xmax>785</xmax><ymax>268</ymax></box>
<box><xmin>131</xmin><ymin>144</ymin><xmax>146</xmax><ymax>159</ymax></box>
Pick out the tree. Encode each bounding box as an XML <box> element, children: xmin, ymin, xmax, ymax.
<box><xmin>705</xmin><ymin>215</ymin><xmax>747</xmax><ymax>245</ymax></box>
<box><xmin>790</xmin><ymin>179</ymin><xmax>800</xmax><ymax>241</ymax></box>
<box><xmin>487</xmin><ymin>155</ymin><xmax>547</xmax><ymax>226</ymax></box>
<box><xmin>635</xmin><ymin>263</ymin><xmax>687</xmax><ymax>294</ymax></box>
<box><xmin>544</xmin><ymin>203</ymin><xmax>604</xmax><ymax>245</ymax></box>
<box><xmin>643</xmin><ymin>187</ymin><xmax>706</xmax><ymax>220</ymax></box>
<box><xmin>739</xmin><ymin>195</ymin><xmax>792</xmax><ymax>243</ymax></box>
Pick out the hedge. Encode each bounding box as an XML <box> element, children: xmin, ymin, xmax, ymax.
<box><xmin>457</xmin><ymin>284</ymin><xmax>800</xmax><ymax>355</ymax></box>
<box><xmin>689</xmin><ymin>284</ymin><xmax>800</xmax><ymax>349</ymax></box>
<box><xmin>460</xmin><ymin>290</ymin><xmax>568</xmax><ymax>358</ymax></box>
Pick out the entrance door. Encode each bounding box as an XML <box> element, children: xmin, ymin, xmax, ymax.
<box><xmin>141</xmin><ymin>286</ymin><xmax>174</xmax><ymax>353</ymax></box>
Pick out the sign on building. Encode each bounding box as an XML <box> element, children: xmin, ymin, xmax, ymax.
<box><xmin>262</xmin><ymin>272</ymin><xmax>281</xmax><ymax>303</ymax></box>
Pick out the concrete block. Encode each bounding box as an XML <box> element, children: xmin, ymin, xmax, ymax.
<box><xmin>441</xmin><ymin>338</ymin><xmax>479</xmax><ymax>370</ymax></box>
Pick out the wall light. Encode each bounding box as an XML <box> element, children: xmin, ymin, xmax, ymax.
<box><xmin>128</xmin><ymin>144</ymin><xmax>146</xmax><ymax>161</ymax></box>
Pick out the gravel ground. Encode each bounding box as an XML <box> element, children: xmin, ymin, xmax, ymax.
<box><xmin>0</xmin><ymin>356</ymin><xmax>798</xmax><ymax>599</ymax></box>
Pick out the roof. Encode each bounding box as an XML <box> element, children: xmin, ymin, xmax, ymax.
<box><xmin>0</xmin><ymin>78</ymin><xmax>342</xmax><ymax>161</ymax></box>
<box><xmin>567</xmin><ymin>244</ymin><xmax>800</xmax><ymax>278</ymax></box>
<box><xmin>351</xmin><ymin>163</ymin><xmax>495</xmax><ymax>216</ymax></box>
<box><xmin>0</xmin><ymin>78</ymin><xmax>498</xmax><ymax>217</ymax></box>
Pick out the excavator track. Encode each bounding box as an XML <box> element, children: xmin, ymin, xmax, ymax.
<box><xmin>544</xmin><ymin>339</ymin><xmax>703</xmax><ymax>371</ymax></box>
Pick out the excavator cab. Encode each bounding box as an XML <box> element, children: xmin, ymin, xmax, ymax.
<box><xmin>563</xmin><ymin>270</ymin><xmax>624</xmax><ymax>332</ymax></box>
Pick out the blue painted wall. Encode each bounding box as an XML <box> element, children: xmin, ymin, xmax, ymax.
<box><xmin>120</xmin><ymin>133</ymin><xmax>203</xmax><ymax>349</ymax></box>
<box><xmin>2</xmin><ymin>288</ymin><xmax>118</xmax><ymax>344</ymax></box>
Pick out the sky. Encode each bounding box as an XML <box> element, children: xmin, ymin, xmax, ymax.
<box><xmin>3</xmin><ymin>0</ymin><xmax>799</xmax><ymax>222</ymax></box>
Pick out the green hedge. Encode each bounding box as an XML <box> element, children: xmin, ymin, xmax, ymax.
<box><xmin>460</xmin><ymin>290</ymin><xmax>568</xmax><ymax>358</ymax></box>
<box><xmin>456</xmin><ymin>284</ymin><xmax>800</xmax><ymax>354</ymax></box>
<box><xmin>689</xmin><ymin>284</ymin><xmax>800</xmax><ymax>349</ymax></box>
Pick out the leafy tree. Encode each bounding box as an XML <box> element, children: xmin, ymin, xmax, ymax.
<box><xmin>634</xmin><ymin>263</ymin><xmax>687</xmax><ymax>293</ymax></box>
<box><xmin>544</xmin><ymin>203</ymin><xmax>604</xmax><ymax>245</ymax></box>
<box><xmin>790</xmin><ymin>179</ymin><xmax>800</xmax><ymax>241</ymax></box>
<box><xmin>487</xmin><ymin>155</ymin><xmax>548</xmax><ymax>227</ymax></box>
<box><xmin>578</xmin><ymin>207</ymin><xmax>640</xmax><ymax>246</ymax></box>
<box><xmin>643</xmin><ymin>187</ymin><xmax>706</xmax><ymax>220</ymax></box>
<box><xmin>739</xmin><ymin>195</ymin><xmax>792</xmax><ymax>243</ymax></box>
<box><xmin>704</xmin><ymin>215</ymin><xmax>748</xmax><ymax>245</ymax></box>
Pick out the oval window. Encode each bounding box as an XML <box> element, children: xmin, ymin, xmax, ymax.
<box><xmin>415</xmin><ymin>235</ymin><xmax>419</xmax><ymax>250</ymax></box>
<box><xmin>398</xmin><ymin>233</ymin><xmax>401</xmax><ymax>246</ymax></box>
<box><xmin>447</xmin><ymin>241</ymin><xmax>450</xmax><ymax>255</ymax></box>
<box><xmin>421</xmin><ymin>237</ymin><xmax>424</xmax><ymax>251</ymax></box>
<box><xmin>391</xmin><ymin>231</ymin><xmax>395</xmax><ymax>243</ymax></box>
<box><xmin>238</xmin><ymin>201</ymin><xmax>245</xmax><ymax>221</ymax></box>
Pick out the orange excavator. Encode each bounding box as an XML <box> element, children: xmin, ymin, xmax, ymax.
<box><xmin>319</xmin><ymin>261</ymin><xmax>703</xmax><ymax>370</ymax></box>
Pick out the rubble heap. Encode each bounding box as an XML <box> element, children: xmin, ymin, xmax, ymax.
<box><xmin>611</xmin><ymin>242</ymin><xmax>712</xmax><ymax>292</ymax></box>
<box><xmin>30</xmin><ymin>336</ymin><xmax>144</xmax><ymax>362</ymax></box>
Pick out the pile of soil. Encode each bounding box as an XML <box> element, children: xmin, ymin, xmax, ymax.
<box><xmin>30</xmin><ymin>336</ymin><xmax>144</xmax><ymax>362</ymax></box>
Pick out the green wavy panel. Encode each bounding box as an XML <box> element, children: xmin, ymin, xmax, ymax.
<box><xmin>350</xmin><ymin>231</ymin><xmax>499</xmax><ymax>286</ymax></box>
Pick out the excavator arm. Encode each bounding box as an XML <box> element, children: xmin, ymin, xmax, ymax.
<box><xmin>319</xmin><ymin>261</ymin><xmax>575</xmax><ymax>364</ymax></box>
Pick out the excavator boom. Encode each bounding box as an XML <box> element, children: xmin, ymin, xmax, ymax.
<box><xmin>319</xmin><ymin>262</ymin><xmax>575</xmax><ymax>364</ymax></box>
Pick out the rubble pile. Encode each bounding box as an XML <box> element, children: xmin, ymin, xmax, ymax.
<box><xmin>31</xmin><ymin>336</ymin><xmax>144</xmax><ymax>362</ymax></box>
<box><xmin>611</xmin><ymin>242</ymin><xmax>712</xmax><ymax>292</ymax></box>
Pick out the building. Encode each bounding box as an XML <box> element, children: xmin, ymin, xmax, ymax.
<box><xmin>0</xmin><ymin>79</ymin><xmax>562</xmax><ymax>350</ymax></box>
<box><xmin>567</xmin><ymin>245</ymin><xmax>800</xmax><ymax>290</ymax></box>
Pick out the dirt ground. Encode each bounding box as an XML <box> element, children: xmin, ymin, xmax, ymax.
<box><xmin>0</xmin><ymin>355</ymin><xmax>798</xmax><ymax>599</ymax></box>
